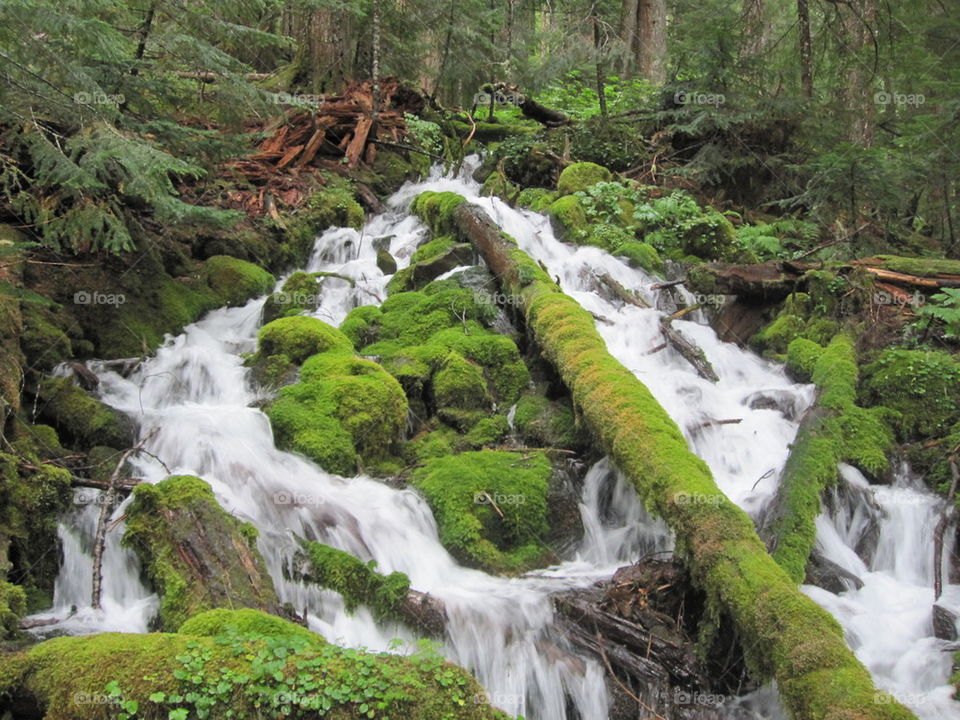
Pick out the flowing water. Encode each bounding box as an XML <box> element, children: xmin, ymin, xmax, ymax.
<box><xmin>28</xmin><ymin>158</ymin><xmax>960</xmax><ymax>719</ymax></box>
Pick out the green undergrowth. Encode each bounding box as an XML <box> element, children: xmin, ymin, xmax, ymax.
<box><xmin>256</xmin><ymin>316</ymin><xmax>408</xmax><ymax>476</ymax></box>
<box><xmin>178</xmin><ymin>608</ymin><xmax>319</xmax><ymax>642</ymax></box>
<box><xmin>0</xmin><ymin>624</ymin><xmax>510</xmax><ymax>720</ymax></box>
<box><xmin>411</xmin><ymin>190</ymin><xmax>914</xmax><ymax>720</ymax></box>
<box><xmin>770</xmin><ymin>334</ymin><xmax>893</xmax><ymax>582</ymax></box>
<box><xmin>298</xmin><ymin>541</ymin><xmax>410</xmax><ymax>621</ymax></box>
<box><xmin>410</xmin><ymin>450</ymin><xmax>550</xmax><ymax>574</ymax></box>
<box><xmin>123</xmin><ymin>475</ymin><xmax>280</xmax><ymax>631</ymax></box>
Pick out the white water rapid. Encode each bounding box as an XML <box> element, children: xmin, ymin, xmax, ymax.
<box><xmin>27</xmin><ymin>158</ymin><xmax>960</xmax><ymax>719</ymax></box>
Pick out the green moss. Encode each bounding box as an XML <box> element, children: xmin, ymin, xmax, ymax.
<box><xmin>411</xmin><ymin>450</ymin><xmax>551</xmax><ymax>574</ymax></box>
<box><xmin>786</xmin><ymin>337</ymin><xmax>825</xmax><ymax>382</ymax></box>
<box><xmin>123</xmin><ymin>475</ymin><xmax>280</xmax><ymax>631</ymax></box>
<box><xmin>339</xmin><ymin>305</ymin><xmax>382</xmax><ymax>349</ymax></box>
<box><xmin>266</xmin><ymin>349</ymin><xmax>407</xmax><ymax>475</ymax></box>
<box><xmin>256</xmin><ymin>316</ymin><xmax>354</xmax><ymax>365</ymax></box>
<box><xmin>20</xmin><ymin>306</ymin><xmax>72</xmax><ymax>371</ymax></box>
<box><xmin>546</xmin><ymin>195</ymin><xmax>589</xmax><ymax>243</ymax></box>
<box><xmin>480</xmin><ymin>170</ymin><xmax>519</xmax><ymax>198</ymax></box>
<box><xmin>3</xmin><ymin>629</ymin><xmax>506</xmax><ymax>720</ymax></box>
<box><xmin>515</xmin><ymin>188</ymin><xmax>558</xmax><ymax>212</ymax></box>
<box><xmin>556</xmin><ymin>162</ymin><xmax>612</xmax><ymax>195</ymax></box>
<box><xmin>0</xmin><ymin>579</ymin><xmax>26</xmax><ymax>638</ymax></box>
<box><xmin>584</xmin><ymin>223</ymin><xmax>634</xmax><ymax>252</ymax></box>
<box><xmin>513</xmin><ymin>392</ymin><xmax>585</xmax><ymax>450</ymax></box>
<box><xmin>462</xmin><ymin>415</ymin><xmax>509</xmax><ymax>448</ymax></box>
<box><xmin>203</xmin><ymin>255</ymin><xmax>275</xmax><ymax>307</ymax></box>
<box><xmin>753</xmin><ymin>292</ymin><xmax>840</xmax><ymax>355</ymax></box>
<box><xmin>417</xmin><ymin>192</ymin><xmax>912</xmax><ymax>720</ymax></box>
<box><xmin>36</xmin><ymin>376</ymin><xmax>133</xmax><ymax>449</ymax></box>
<box><xmin>433</xmin><ymin>350</ymin><xmax>491</xmax><ymax>413</ymax></box>
<box><xmin>861</xmin><ymin>349</ymin><xmax>960</xmax><ymax>441</ymax></box>
<box><xmin>769</xmin><ymin>335</ymin><xmax>893</xmax><ymax>582</ymax></box>
<box><xmin>868</xmin><ymin>254</ymin><xmax>960</xmax><ymax>277</ymax></box>
<box><xmin>299</xmin><ymin>541</ymin><xmax>410</xmax><ymax>620</ymax></box>
<box><xmin>616</xmin><ymin>241</ymin><xmax>665</xmax><ymax>275</ymax></box>
<box><xmin>405</xmin><ymin>426</ymin><xmax>458</xmax><ymax>462</ymax></box>
<box><xmin>296</xmin><ymin>177</ymin><xmax>365</xmax><ymax>233</ymax></box>
<box><xmin>410</xmin><ymin>191</ymin><xmax>466</xmax><ymax>235</ymax></box>
<box><xmin>262</xmin><ymin>271</ymin><xmax>323</xmax><ymax>324</ymax></box>
<box><xmin>178</xmin><ymin>608</ymin><xmax>320</xmax><ymax>642</ymax></box>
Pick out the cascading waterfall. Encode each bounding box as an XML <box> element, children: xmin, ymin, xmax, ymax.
<box><xmin>27</xmin><ymin>157</ymin><xmax>960</xmax><ymax>719</ymax></box>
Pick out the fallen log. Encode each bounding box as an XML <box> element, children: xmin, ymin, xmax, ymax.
<box><xmin>658</xmin><ymin>316</ymin><xmax>719</xmax><ymax>382</ymax></box>
<box><xmin>761</xmin><ymin>334</ymin><xmax>892</xmax><ymax>583</ymax></box>
<box><xmin>598</xmin><ymin>272</ymin><xmax>650</xmax><ymax>308</ymax></box>
<box><xmin>411</xmin><ymin>191</ymin><xmax>916</xmax><ymax>720</ymax></box>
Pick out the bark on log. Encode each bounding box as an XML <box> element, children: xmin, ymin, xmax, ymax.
<box><xmin>598</xmin><ymin>272</ymin><xmax>650</xmax><ymax>308</ymax></box>
<box><xmin>413</xmin><ymin>194</ymin><xmax>916</xmax><ymax>720</ymax></box>
<box><xmin>658</xmin><ymin>316</ymin><xmax>719</xmax><ymax>382</ymax></box>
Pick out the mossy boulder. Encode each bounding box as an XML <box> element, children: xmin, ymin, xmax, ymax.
<box><xmin>255</xmin><ymin>315</ymin><xmax>354</xmax><ymax>366</ymax></box>
<box><xmin>288</xmin><ymin>177</ymin><xmax>365</xmax><ymax>242</ymax></box>
<box><xmin>556</xmin><ymin>162</ymin><xmax>612</xmax><ymax>195</ymax></box>
<box><xmin>861</xmin><ymin>348</ymin><xmax>960</xmax><ymax>440</ymax></box>
<box><xmin>266</xmin><ymin>348</ymin><xmax>407</xmax><ymax>476</ymax></box>
<box><xmin>385</xmin><ymin>236</ymin><xmax>474</xmax><ymax>294</ymax></box>
<box><xmin>35</xmin><ymin>376</ymin><xmax>134</xmax><ymax>450</ymax></box>
<box><xmin>515</xmin><ymin>188</ymin><xmax>558</xmax><ymax>212</ymax></box>
<box><xmin>411</xmin><ymin>450</ymin><xmax>551</xmax><ymax>573</ymax></box>
<box><xmin>616</xmin><ymin>241</ymin><xmax>665</xmax><ymax>275</ymax></box>
<box><xmin>410</xmin><ymin>191</ymin><xmax>466</xmax><ymax>235</ymax></box>
<box><xmin>123</xmin><ymin>475</ymin><xmax>282</xmax><ymax>631</ymax></box>
<box><xmin>203</xmin><ymin>255</ymin><xmax>275</xmax><ymax>307</ymax></box>
<box><xmin>376</xmin><ymin>248</ymin><xmax>398</xmax><ymax>275</ymax></box>
<box><xmin>546</xmin><ymin>195</ymin><xmax>589</xmax><ymax>243</ymax></box>
<box><xmin>261</xmin><ymin>272</ymin><xmax>323</xmax><ymax>324</ymax></box>
<box><xmin>433</xmin><ymin>351</ymin><xmax>492</xmax><ymax>413</ymax></box>
<box><xmin>0</xmin><ymin>629</ymin><xmax>508</xmax><ymax>720</ymax></box>
<box><xmin>297</xmin><ymin>541</ymin><xmax>410</xmax><ymax>621</ymax></box>
<box><xmin>512</xmin><ymin>392</ymin><xmax>586</xmax><ymax>450</ymax></box>
<box><xmin>178</xmin><ymin>608</ymin><xmax>319</xmax><ymax>642</ymax></box>
<box><xmin>19</xmin><ymin>306</ymin><xmax>72</xmax><ymax>372</ymax></box>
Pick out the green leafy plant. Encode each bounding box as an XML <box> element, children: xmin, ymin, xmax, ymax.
<box><xmin>916</xmin><ymin>288</ymin><xmax>960</xmax><ymax>340</ymax></box>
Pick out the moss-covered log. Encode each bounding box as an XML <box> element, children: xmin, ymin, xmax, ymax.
<box><xmin>411</xmin><ymin>191</ymin><xmax>915</xmax><ymax>720</ymax></box>
<box><xmin>0</xmin><ymin>609</ymin><xmax>509</xmax><ymax>720</ymax></box>
<box><xmin>761</xmin><ymin>334</ymin><xmax>892</xmax><ymax>581</ymax></box>
<box><xmin>122</xmin><ymin>475</ymin><xmax>283</xmax><ymax>631</ymax></box>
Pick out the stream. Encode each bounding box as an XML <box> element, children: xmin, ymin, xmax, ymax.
<box><xmin>27</xmin><ymin>158</ymin><xmax>960</xmax><ymax>720</ymax></box>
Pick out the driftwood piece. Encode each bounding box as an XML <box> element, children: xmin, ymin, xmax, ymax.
<box><xmin>658</xmin><ymin>317</ymin><xmax>719</xmax><ymax>382</ymax></box>
<box><xmin>598</xmin><ymin>273</ymin><xmax>650</xmax><ymax>308</ymax></box>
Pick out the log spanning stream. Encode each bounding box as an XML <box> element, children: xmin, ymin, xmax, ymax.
<box><xmin>27</xmin><ymin>158</ymin><xmax>960</xmax><ymax>720</ymax></box>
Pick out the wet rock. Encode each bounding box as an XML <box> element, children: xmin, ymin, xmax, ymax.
<box><xmin>376</xmin><ymin>248</ymin><xmax>398</xmax><ymax>274</ymax></box>
<box><xmin>411</xmin><ymin>243</ymin><xmax>475</xmax><ymax>285</ymax></box>
<box><xmin>372</xmin><ymin>234</ymin><xmax>394</xmax><ymax>252</ymax></box>
<box><xmin>933</xmin><ymin>604</ymin><xmax>958</xmax><ymax>641</ymax></box>
<box><xmin>64</xmin><ymin>361</ymin><xmax>99</xmax><ymax>391</ymax></box>
<box><xmin>744</xmin><ymin>388</ymin><xmax>805</xmax><ymax>421</ymax></box>
<box><xmin>805</xmin><ymin>550</ymin><xmax>864</xmax><ymax>594</ymax></box>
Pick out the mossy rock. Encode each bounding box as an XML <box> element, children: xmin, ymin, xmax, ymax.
<box><xmin>411</xmin><ymin>450</ymin><xmax>551</xmax><ymax>573</ymax></box>
<box><xmin>584</xmin><ymin>223</ymin><xmax>635</xmax><ymax>252</ymax></box>
<box><xmin>261</xmin><ymin>272</ymin><xmax>323</xmax><ymax>324</ymax></box>
<box><xmin>515</xmin><ymin>188</ymin><xmax>558</xmax><ymax>212</ymax></box>
<box><xmin>433</xmin><ymin>351</ymin><xmax>492</xmax><ymax>413</ymax></box>
<box><xmin>0</xmin><ymin>579</ymin><xmax>26</xmax><ymax>639</ymax></box>
<box><xmin>0</xmin><ymin>629</ymin><xmax>508</xmax><ymax>720</ymax></box>
<box><xmin>616</xmin><ymin>241</ymin><xmax>665</xmax><ymax>275</ymax></box>
<box><xmin>556</xmin><ymin>162</ymin><xmax>612</xmax><ymax>195</ymax></box>
<box><xmin>386</xmin><ymin>238</ymin><xmax>474</xmax><ymax>294</ymax></box>
<box><xmin>123</xmin><ymin>475</ymin><xmax>281</xmax><ymax>631</ymax></box>
<box><xmin>785</xmin><ymin>337</ymin><xmax>825</xmax><ymax>382</ymax></box>
<box><xmin>19</xmin><ymin>306</ymin><xmax>72</xmax><ymax>372</ymax></box>
<box><xmin>409</xmin><ymin>191</ymin><xmax>466</xmax><ymax>235</ymax></box>
<box><xmin>546</xmin><ymin>195</ymin><xmax>589</xmax><ymax>243</ymax></box>
<box><xmin>513</xmin><ymin>392</ymin><xmax>586</xmax><ymax>450</ymax></box>
<box><xmin>376</xmin><ymin>248</ymin><xmax>398</xmax><ymax>275</ymax></box>
<box><xmin>861</xmin><ymin>348</ymin><xmax>960</xmax><ymax>440</ymax></box>
<box><xmin>35</xmin><ymin>376</ymin><xmax>134</xmax><ymax>450</ymax></box>
<box><xmin>178</xmin><ymin>608</ymin><xmax>320</xmax><ymax>642</ymax></box>
<box><xmin>203</xmin><ymin>255</ymin><xmax>275</xmax><ymax>307</ymax></box>
<box><xmin>265</xmin><ymin>350</ymin><xmax>407</xmax><ymax>476</ymax></box>
<box><xmin>338</xmin><ymin>304</ymin><xmax>382</xmax><ymax>349</ymax></box>
<box><xmin>298</xmin><ymin>541</ymin><xmax>410</xmax><ymax>621</ymax></box>
<box><xmin>256</xmin><ymin>316</ymin><xmax>354</xmax><ymax>365</ymax></box>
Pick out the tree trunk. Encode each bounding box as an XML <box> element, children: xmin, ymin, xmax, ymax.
<box><xmin>411</xmin><ymin>194</ymin><xmax>917</xmax><ymax>720</ymax></box>
<box><xmin>637</xmin><ymin>0</ymin><xmax>667</xmax><ymax>84</ymax></box>
<box><xmin>797</xmin><ymin>0</ymin><xmax>813</xmax><ymax>97</ymax></box>
<box><xmin>740</xmin><ymin>0</ymin><xmax>770</xmax><ymax>60</ymax></box>
<box><xmin>619</xmin><ymin>0</ymin><xmax>640</xmax><ymax>76</ymax></box>
<box><xmin>593</xmin><ymin>12</ymin><xmax>607</xmax><ymax>116</ymax></box>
